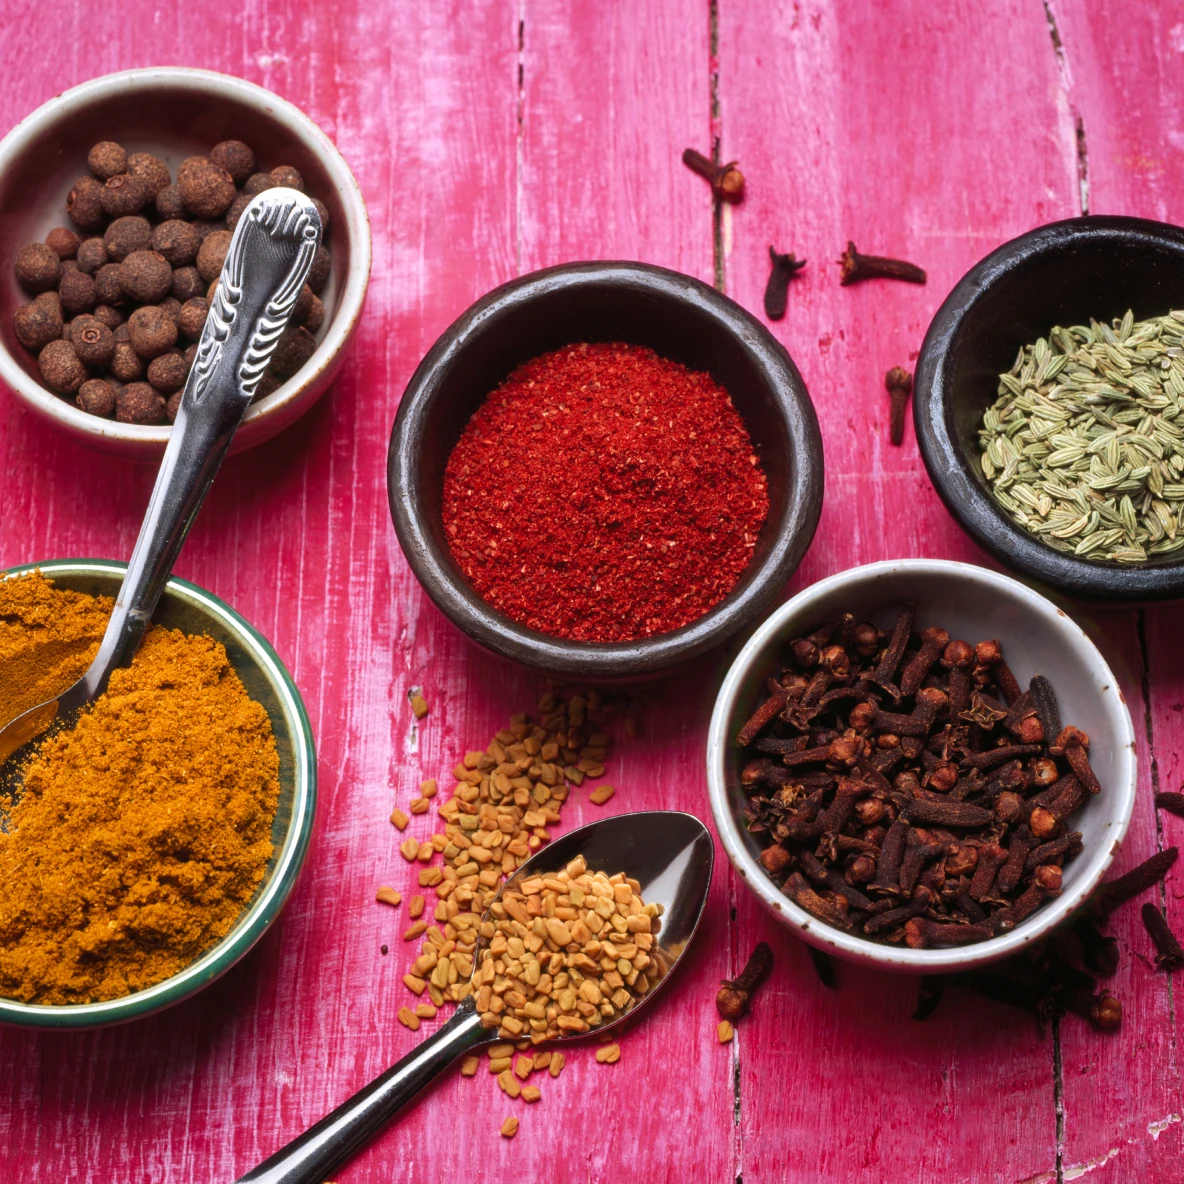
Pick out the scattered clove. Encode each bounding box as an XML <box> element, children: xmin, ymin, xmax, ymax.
<box><xmin>839</xmin><ymin>240</ymin><xmax>926</xmax><ymax>286</ymax></box>
<box><xmin>764</xmin><ymin>247</ymin><xmax>806</xmax><ymax>320</ymax></box>
<box><xmin>716</xmin><ymin>941</ymin><xmax>773</xmax><ymax>1021</ymax></box>
<box><xmin>1155</xmin><ymin>791</ymin><xmax>1184</xmax><ymax>818</ymax></box>
<box><xmin>885</xmin><ymin>366</ymin><xmax>912</xmax><ymax>446</ymax></box>
<box><xmin>1141</xmin><ymin>903</ymin><xmax>1184</xmax><ymax>971</ymax></box>
<box><xmin>1090</xmin><ymin>847</ymin><xmax>1178</xmax><ymax>918</ymax></box>
<box><xmin>682</xmin><ymin>149</ymin><xmax>745</xmax><ymax>203</ymax></box>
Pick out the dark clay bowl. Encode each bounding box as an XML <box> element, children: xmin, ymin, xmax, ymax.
<box><xmin>387</xmin><ymin>261</ymin><xmax>824</xmax><ymax>680</ymax></box>
<box><xmin>915</xmin><ymin>215</ymin><xmax>1184</xmax><ymax>602</ymax></box>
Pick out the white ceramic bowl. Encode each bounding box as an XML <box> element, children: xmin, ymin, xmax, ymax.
<box><xmin>706</xmin><ymin>559</ymin><xmax>1138</xmax><ymax>973</ymax></box>
<box><xmin>0</xmin><ymin>67</ymin><xmax>371</xmax><ymax>458</ymax></box>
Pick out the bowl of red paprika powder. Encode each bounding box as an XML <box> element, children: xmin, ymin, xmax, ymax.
<box><xmin>388</xmin><ymin>262</ymin><xmax>824</xmax><ymax>679</ymax></box>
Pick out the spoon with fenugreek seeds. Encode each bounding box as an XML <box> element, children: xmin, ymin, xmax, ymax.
<box><xmin>0</xmin><ymin>189</ymin><xmax>320</xmax><ymax>797</ymax></box>
<box><xmin>235</xmin><ymin>810</ymin><xmax>713</xmax><ymax>1184</ymax></box>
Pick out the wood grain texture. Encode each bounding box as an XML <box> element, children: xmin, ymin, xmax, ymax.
<box><xmin>0</xmin><ymin>0</ymin><xmax>1180</xmax><ymax>1181</ymax></box>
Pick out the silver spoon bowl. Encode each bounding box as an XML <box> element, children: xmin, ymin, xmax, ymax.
<box><xmin>236</xmin><ymin>810</ymin><xmax>714</xmax><ymax>1184</ymax></box>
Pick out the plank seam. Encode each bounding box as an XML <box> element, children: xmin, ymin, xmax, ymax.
<box><xmin>1040</xmin><ymin>0</ymin><xmax>1090</xmax><ymax>215</ymax></box>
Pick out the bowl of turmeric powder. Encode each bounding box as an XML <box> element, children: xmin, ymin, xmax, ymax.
<box><xmin>0</xmin><ymin>560</ymin><xmax>316</xmax><ymax>1028</ymax></box>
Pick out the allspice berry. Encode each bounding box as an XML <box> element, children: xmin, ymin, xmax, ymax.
<box><xmin>66</xmin><ymin>175</ymin><xmax>105</xmax><ymax>231</ymax></box>
<box><xmin>92</xmin><ymin>303</ymin><xmax>124</xmax><ymax>330</ymax></box>
<box><xmin>38</xmin><ymin>339</ymin><xmax>88</xmax><ymax>394</ymax></box>
<box><xmin>76</xmin><ymin>237</ymin><xmax>108</xmax><ymax>274</ymax></box>
<box><xmin>13</xmin><ymin>292</ymin><xmax>63</xmax><ymax>352</ymax></box>
<box><xmin>150</xmin><ymin>219</ymin><xmax>201</xmax><ymax>266</ymax></box>
<box><xmin>196</xmin><ymin>230</ymin><xmax>232</xmax><ymax>283</ymax></box>
<box><xmin>243</xmin><ymin>172</ymin><xmax>277</xmax><ymax>197</ymax></box>
<box><xmin>307</xmin><ymin>245</ymin><xmax>331</xmax><ymax>293</ymax></box>
<box><xmin>94</xmin><ymin>263</ymin><xmax>125</xmax><ymax>307</ymax></box>
<box><xmin>15</xmin><ymin>242</ymin><xmax>61</xmax><ymax>293</ymax></box>
<box><xmin>87</xmin><ymin>141</ymin><xmax>127</xmax><ymax>181</ymax></box>
<box><xmin>192</xmin><ymin>219</ymin><xmax>226</xmax><ymax>241</ymax></box>
<box><xmin>225</xmin><ymin>193</ymin><xmax>251</xmax><ymax>232</ymax></box>
<box><xmin>76</xmin><ymin>378</ymin><xmax>116</xmax><ymax>418</ymax></box>
<box><xmin>210</xmin><ymin>140</ymin><xmax>256</xmax><ymax>184</ymax></box>
<box><xmin>304</xmin><ymin>293</ymin><xmax>324</xmax><ymax>332</ymax></box>
<box><xmin>59</xmin><ymin>269</ymin><xmax>98</xmax><ymax>315</ymax></box>
<box><xmin>116</xmin><ymin>381</ymin><xmax>166</xmax><ymax>425</ymax></box>
<box><xmin>147</xmin><ymin>350</ymin><xmax>188</xmax><ymax>393</ymax></box>
<box><xmin>110</xmin><ymin>340</ymin><xmax>144</xmax><ymax>382</ymax></box>
<box><xmin>171</xmin><ymin>266</ymin><xmax>204</xmax><ymax>303</ymax></box>
<box><xmin>271</xmin><ymin>325</ymin><xmax>316</xmax><ymax>376</ymax></box>
<box><xmin>126</xmin><ymin>152</ymin><xmax>171</xmax><ymax>197</ymax></box>
<box><xmin>270</xmin><ymin>165</ymin><xmax>304</xmax><ymax>191</ymax></box>
<box><xmin>71</xmin><ymin>317</ymin><xmax>115</xmax><ymax>367</ymax></box>
<box><xmin>45</xmin><ymin>227</ymin><xmax>80</xmax><ymax>260</ymax></box>
<box><xmin>100</xmin><ymin>173</ymin><xmax>150</xmax><ymax>218</ymax></box>
<box><xmin>104</xmin><ymin>215</ymin><xmax>152</xmax><ymax>262</ymax></box>
<box><xmin>155</xmin><ymin>183</ymin><xmax>186</xmax><ymax>221</ymax></box>
<box><xmin>127</xmin><ymin>304</ymin><xmax>178</xmax><ymax>358</ymax></box>
<box><xmin>178</xmin><ymin>297</ymin><xmax>209</xmax><ymax>339</ymax></box>
<box><xmin>166</xmin><ymin>390</ymin><xmax>183</xmax><ymax>423</ymax></box>
<box><xmin>311</xmin><ymin>198</ymin><xmax>330</xmax><ymax>234</ymax></box>
<box><xmin>160</xmin><ymin>296</ymin><xmax>182</xmax><ymax>324</ymax></box>
<box><xmin>254</xmin><ymin>369</ymin><xmax>283</xmax><ymax>400</ymax></box>
<box><xmin>178</xmin><ymin>158</ymin><xmax>236</xmax><ymax>218</ymax></box>
<box><xmin>119</xmin><ymin>250</ymin><xmax>173</xmax><ymax>303</ymax></box>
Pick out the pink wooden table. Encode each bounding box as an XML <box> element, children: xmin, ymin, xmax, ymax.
<box><xmin>2</xmin><ymin>2</ymin><xmax>1183</xmax><ymax>1180</ymax></box>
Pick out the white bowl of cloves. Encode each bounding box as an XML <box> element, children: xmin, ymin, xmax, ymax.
<box><xmin>706</xmin><ymin>559</ymin><xmax>1138</xmax><ymax>975</ymax></box>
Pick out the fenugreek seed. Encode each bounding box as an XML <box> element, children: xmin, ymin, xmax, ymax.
<box><xmin>488</xmin><ymin>1056</ymin><xmax>512</xmax><ymax>1073</ymax></box>
<box><xmin>397</xmin><ymin>1006</ymin><xmax>420</xmax><ymax>1031</ymax></box>
<box><xmin>415</xmin><ymin>1002</ymin><xmax>437</xmax><ymax>1019</ymax></box>
<box><xmin>410</xmin><ymin>692</ymin><xmax>429</xmax><ymax>719</ymax></box>
<box><xmin>497</xmin><ymin>1069</ymin><xmax>521</xmax><ymax>1098</ymax></box>
<box><xmin>549</xmin><ymin>1052</ymin><xmax>566</xmax><ymax>1078</ymax></box>
<box><xmin>419</xmin><ymin>867</ymin><xmax>443</xmax><ymax>887</ymax></box>
<box><xmin>390</xmin><ymin>808</ymin><xmax>410</xmax><ymax>831</ymax></box>
<box><xmin>421</xmin><ymin>779</ymin><xmax>438</xmax><ymax>798</ymax></box>
<box><xmin>416</xmin><ymin>841</ymin><xmax>433</xmax><ymax>862</ymax></box>
<box><xmin>410</xmin><ymin>798</ymin><xmax>430</xmax><ymax>814</ymax></box>
<box><xmin>375</xmin><ymin>886</ymin><xmax>402</xmax><ymax>907</ymax></box>
<box><xmin>399</xmin><ymin>837</ymin><xmax>419</xmax><ymax>861</ymax></box>
<box><xmin>595</xmin><ymin>1043</ymin><xmax>621</xmax><ymax>1064</ymax></box>
<box><xmin>718</xmin><ymin>1020</ymin><xmax>734</xmax><ymax>1044</ymax></box>
<box><xmin>500</xmin><ymin>1116</ymin><xmax>519</xmax><ymax>1138</ymax></box>
<box><xmin>532</xmin><ymin>1051</ymin><xmax>551</xmax><ymax>1070</ymax></box>
<box><xmin>403</xmin><ymin>921</ymin><xmax>427</xmax><ymax>941</ymax></box>
<box><xmin>513</xmin><ymin>1054</ymin><xmax>533</xmax><ymax>1079</ymax></box>
<box><xmin>589</xmin><ymin>784</ymin><xmax>615</xmax><ymax>806</ymax></box>
<box><xmin>460</xmin><ymin>1056</ymin><xmax>479</xmax><ymax>1077</ymax></box>
<box><xmin>522</xmin><ymin>1085</ymin><xmax>541</xmax><ymax>1102</ymax></box>
<box><xmin>409</xmin><ymin>895</ymin><xmax>425</xmax><ymax>918</ymax></box>
<box><xmin>403</xmin><ymin>973</ymin><xmax>426</xmax><ymax>995</ymax></box>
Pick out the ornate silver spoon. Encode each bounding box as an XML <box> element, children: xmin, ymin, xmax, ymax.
<box><xmin>0</xmin><ymin>188</ymin><xmax>321</xmax><ymax>792</ymax></box>
<box><xmin>236</xmin><ymin>810</ymin><xmax>713</xmax><ymax>1184</ymax></box>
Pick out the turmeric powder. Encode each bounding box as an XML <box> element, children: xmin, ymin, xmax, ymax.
<box><xmin>0</xmin><ymin>572</ymin><xmax>280</xmax><ymax>1005</ymax></box>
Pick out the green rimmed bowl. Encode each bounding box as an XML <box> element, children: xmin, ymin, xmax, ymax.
<box><xmin>0</xmin><ymin>559</ymin><xmax>316</xmax><ymax>1029</ymax></box>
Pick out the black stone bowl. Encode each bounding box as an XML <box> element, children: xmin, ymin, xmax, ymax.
<box><xmin>387</xmin><ymin>261</ymin><xmax>824</xmax><ymax>679</ymax></box>
<box><xmin>915</xmin><ymin>215</ymin><xmax>1184</xmax><ymax>602</ymax></box>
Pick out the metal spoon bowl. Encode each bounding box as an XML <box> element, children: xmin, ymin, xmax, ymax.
<box><xmin>236</xmin><ymin>810</ymin><xmax>714</xmax><ymax>1184</ymax></box>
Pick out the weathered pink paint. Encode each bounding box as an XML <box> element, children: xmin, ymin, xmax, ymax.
<box><xmin>0</xmin><ymin>0</ymin><xmax>1180</xmax><ymax>1180</ymax></box>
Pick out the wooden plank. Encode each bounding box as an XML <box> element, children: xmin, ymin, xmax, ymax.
<box><xmin>716</xmin><ymin>1</ymin><xmax>1085</xmax><ymax>1179</ymax></box>
<box><xmin>1034</xmin><ymin>3</ymin><xmax>1184</xmax><ymax>1177</ymax></box>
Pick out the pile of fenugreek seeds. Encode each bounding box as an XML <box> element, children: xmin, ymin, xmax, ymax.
<box><xmin>978</xmin><ymin>309</ymin><xmax>1184</xmax><ymax>563</ymax></box>
<box><xmin>376</xmin><ymin>689</ymin><xmax>656</xmax><ymax>1135</ymax></box>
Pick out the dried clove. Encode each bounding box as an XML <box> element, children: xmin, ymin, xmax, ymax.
<box><xmin>764</xmin><ymin>247</ymin><xmax>806</xmax><ymax>320</ymax></box>
<box><xmin>682</xmin><ymin>148</ymin><xmax>745</xmax><ymax>203</ymax></box>
<box><xmin>1140</xmin><ymin>903</ymin><xmax>1184</xmax><ymax>971</ymax></box>
<box><xmin>1155</xmin><ymin>791</ymin><xmax>1184</xmax><ymax>818</ymax></box>
<box><xmin>839</xmin><ymin>240</ymin><xmax>926</xmax><ymax>285</ymax></box>
<box><xmin>716</xmin><ymin>941</ymin><xmax>773</xmax><ymax>1020</ymax></box>
<box><xmin>1090</xmin><ymin>847</ymin><xmax>1178</xmax><ymax>918</ymax></box>
<box><xmin>884</xmin><ymin>367</ymin><xmax>913</xmax><ymax>446</ymax></box>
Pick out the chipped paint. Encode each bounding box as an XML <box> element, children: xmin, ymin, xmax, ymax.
<box><xmin>1061</xmin><ymin>1146</ymin><xmax>1121</xmax><ymax>1179</ymax></box>
<box><xmin>1148</xmin><ymin>1112</ymin><xmax>1182</xmax><ymax>1140</ymax></box>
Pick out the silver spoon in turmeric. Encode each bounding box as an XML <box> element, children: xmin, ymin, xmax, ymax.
<box><xmin>0</xmin><ymin>189</ymin><xmax>321</xmax><ymax>795</ymax></box>
<box><xmin>236</xmin><ymin>810</ymin><xmax>714</xmax><ymax>1184</ymax></box>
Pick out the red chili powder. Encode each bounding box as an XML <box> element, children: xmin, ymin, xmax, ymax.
<box><xmin>441</xmin><ymin>342</ymin><xmax>770</xmax><ymax>642</ymax></box>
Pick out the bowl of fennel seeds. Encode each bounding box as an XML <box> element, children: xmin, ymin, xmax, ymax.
<box><xmin>915</xmin><ymin>214</ymin><xmax>1184</xmax><ymax>602</ymax></box>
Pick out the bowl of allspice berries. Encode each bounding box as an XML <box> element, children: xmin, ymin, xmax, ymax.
<box><xmin>0</xmin><ymin>67</ymin><xmax>371</xmax><ymax>457</ymax></box>
<box><xmin>707</xmin><ymin>559</ymin><xmax>1138</xmax><ymax>973</ymax></box>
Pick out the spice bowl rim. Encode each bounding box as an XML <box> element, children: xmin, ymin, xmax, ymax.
<box><xmin>0</xmin><ymin>65</ymin><xmax>372</xmax><ymax>458</ymax></box>
<box><xmin>705</xmin><ymin>557</ymin><xmax>1138</xmax><ymax>974</ymax></box>
<box><xmin>914</xmin><ymin>214</ymin><xmax>1184</xmax><ymax>602</ymax></box>
<box><xmin>0</xmin><ymin>558</ymin><xmax>317</xmax><ymax>1029</ymax></box>
<box><xmin>387</xmin><ymin>259</ymin><xmax>824</xmax><ymax>680</ymax></box>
